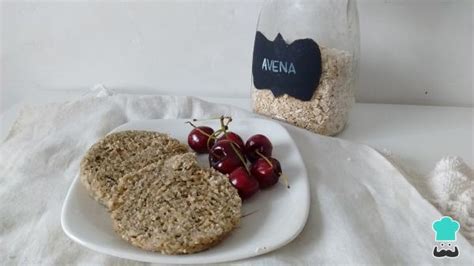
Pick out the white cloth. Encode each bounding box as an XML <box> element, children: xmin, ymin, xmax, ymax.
<box><xmin>426</xmin><ymin>157</ymin><xmax>474</xmax><ymax>244</ymax></box>
<box><xmin>387</xmin><ymin>155</ymin><xmax>474</xmax><ymax>245</ymax></box>
<box><xmin>1</xmin><ymin>93</ymin><xmax>473</xmax><ymax>265</ymax></box>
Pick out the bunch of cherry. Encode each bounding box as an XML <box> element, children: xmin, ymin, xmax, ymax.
<box><xmin>187</xmin><ymin>116</ymin><xmax>285</xmax><ymax>200</ymax></box>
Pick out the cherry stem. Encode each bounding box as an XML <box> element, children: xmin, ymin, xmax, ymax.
<box><xmin>241</xmin><ymin>210</ymin><xmax>258</xmax><ymax>218</ymax></box>
<box><xmin>255</xmin><ymin>150</ymin><xmax>273</xmax><ymax>167</ymax></box>
<box><xmin>229</xmin><ymin>141</ymin><xmax>249</xmax><ymax>172</ymax></box>
<box><xmin>212</xmin><ymin>132</ymin><xmax>221</xmax><ymax>140</ymax></box>
<box><xmin>207</xmin><ymin>129</ymin><xmax>224</xmax><ymax>148</ymax></box>
<box><xmin>192</xmin><ymin>116</ymin><xmax>222</xmax><ymax>122</ymax></box>
<box><xmin>219</xmin><ymin>115</ymin><xmax>233</xmax><ymax>133</ymax></box>
<box><xmin>219</xmin><ymin>116</ymin><xmax>226</xmax><ymax>133</ymax></box>
<box><xmin>224</xmin><ymin>116</ymin><xmax>233</xmax><ymax>128</ymax></box>
<box><xmin>185</xmin><ymin>121</ymin><xmax>197</xmax><ymax>128</ymax></box>
<box><xmin>280</xmin><ymin>174</ymin><xmax>290</xmax><ymax>189</ymax></box>
<box><xmin>186</xmin><ymin>121</ymin><xmax>215</xmax><ymax>139</ymax></box>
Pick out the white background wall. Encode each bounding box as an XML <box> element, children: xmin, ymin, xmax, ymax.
<box><xmin>1</xmin><ymin>0</ymin><xmax>472</xmax><ymax>112</ymax></box>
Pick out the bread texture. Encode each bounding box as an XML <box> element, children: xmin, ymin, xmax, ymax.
<box><xmin>110</xmin><ymin>153</ymin><xmax>242</xmax><ymax>254</ymax></box>
<box><xmin>80</xmin><ymin>130</ymin><xmax>189</xmax><ymax>208</ymax></box>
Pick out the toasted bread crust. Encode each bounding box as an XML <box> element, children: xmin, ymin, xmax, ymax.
<box><xmin>110</xmin><ymin>153</ymin><xmax>242</xmax><ymax>254</ymax></box>
<box><xmin>80</xmin><ymin>130</ymin><xmax>189</xmax><ymax>208</ymax></box>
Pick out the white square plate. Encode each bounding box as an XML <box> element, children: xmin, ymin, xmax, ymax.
<box><xmin>61</xmin><ymin>118</ymin><xmax>310</xmax><ymax>264</ymax></box>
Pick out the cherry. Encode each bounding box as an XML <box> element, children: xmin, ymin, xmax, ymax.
<box><xmin>229</xmin><ymin>167</ymin><xmax>259</xmax><ymax>199</ymax></box>
<box><xmin>209</xmin><ymin>140</ymin><xmax>246</xmax><ymax>174</ymax></box>
<box><xmin>187</xmin><ymin>126</ymin><xmax>215</xmax><ymax>153</ymax></box>
<box><xmin>245</xmin><ymin>134</ymin><xmax>273</xmax><ymax>162</ymax></box>
<box><xmin>217</xmin><ymin>132</ymin><xmax>245</xmax><ymax>151</ymax></box>
<box><xmin>250</xmin><ymin>157</ymin><xmax>282</xmax><ymax>189</ymax></box>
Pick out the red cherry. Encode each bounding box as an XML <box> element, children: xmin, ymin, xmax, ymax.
<box><xmin>229</xmin><ymin>167</ymin><xmax>259</xmax><ymax>199</ymax></box>
<box><xmin>187</xmin><ymin>126</ymin><xmax>214</xmax><ymax>153</ymax></box>
<box><xmin>245</xmin><ymin>134</ymin><xmax>273</xmax><ymax>162</ymax></box>
<box><xmin>250</xmin><ymin>157</ymin><xmax>282</xmax><ymax>188</ymax></box>
<box><xmin>209</xmin><ymin>140</ymin><xmax>246</xmax><ymax>174</ymax></box>
<box><xmin>217</xmin><ymin>132</ymin><xmax>245</xmax><ymax>151</ymax></box>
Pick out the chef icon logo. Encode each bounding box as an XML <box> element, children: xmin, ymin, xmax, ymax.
<box><xmin>432</xmin><ymin>216</ymin><xmax>460</xmax><ymax>258</ymax></box>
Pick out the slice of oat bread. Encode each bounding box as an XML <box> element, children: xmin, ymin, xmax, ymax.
<box><xmin>80</xmin><ymin>130</ymin><xmax>189</xmax><ymax>208</ymax></box>
<box><xmin>110</xmin><ymin>153</ymin><xmax>242</xmax><ymax>254</ymax></box>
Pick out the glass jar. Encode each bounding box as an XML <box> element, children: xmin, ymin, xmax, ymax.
<box><xmin>251</xmin><ymin>0</ymin><xmax>360</xmax><ymax>135</ymax></box>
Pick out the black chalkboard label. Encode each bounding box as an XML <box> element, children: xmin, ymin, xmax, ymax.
<box><xmin>252</xmin><ymin>31</ymin><xmax>322</xmax><ymax>101</ymax></box>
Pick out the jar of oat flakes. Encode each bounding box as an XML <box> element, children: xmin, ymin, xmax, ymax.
<box><xmin>251</xmin><ymin>0</ymin><xmax>360</xmax><ymax>135</ymax></box>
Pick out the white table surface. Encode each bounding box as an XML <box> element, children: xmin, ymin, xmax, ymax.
<box><xmin>1</xmin><ymin>91</ymin><xmax>472</xmax><ymax>176</ymax></box>
<box><xmin>212</xmin><ymin>98</ymin><xmax>474</xmax><ymax>175</ymax></box>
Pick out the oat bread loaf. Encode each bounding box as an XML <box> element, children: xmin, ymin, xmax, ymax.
<box><xmin>110</xmin><ymin>153</ymin><xmax>242</xmax><ymax>254</ymax></box>
<box><xmin>80</xmin><ymin>130</ymin><xmax>189</xmax><ymax>208</ymax></box>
